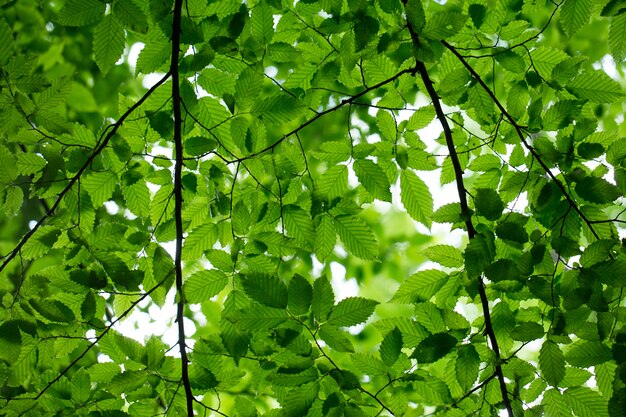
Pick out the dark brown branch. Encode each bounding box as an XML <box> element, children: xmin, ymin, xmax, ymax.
<box><xmin>0</xmin><ymin>72</ymin><xmax>171</xmax><ymax>274</ymax></box>
<box><xmin>441</xmin><ymin>40</ymin><xmax>601</xmax><ymax>241</ymax></box>
<box><xmin>401</xmin><ymin>2</ymin><xmax>513</xmax><ymax>415</ymax></box>
<box><xmin>170</xmin><ymin>0</ymin><xmax>194</xmax><ymax>416</ymax></box>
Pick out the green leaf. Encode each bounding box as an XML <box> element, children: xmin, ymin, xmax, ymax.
<box><xmin>241</xmin><ymin>273</ymin><xmax>288</xmax><ymax>309</ymax></box>
<box><xmin>235</xmin><ymin>64</ymin><xmax>263</xmax><ymax>111</ymax></box>
<box><xmin>400</xmin><ymin>170</ymin><xmax>433</xmax><ymax>228</ymax></box>
<box><xmin>576</xmin><ymin>176</ymin><xmax>621</xmax><ymax>204</ymax></box>
<box><xmin>251</xmin><ymin>1</ymin><xmax>273</xmax><ymax>43</ymax></box>
<box><xmin>464</xmin><ymin>234</ymin><xmax>495</xmax><ymax>278</ymax></box>
<box><xmin>406</xmin><ymin>106</ymin><xmax>435</xmax><ymax>131</ymax></box>
<box><xmin>312</xmin><ymin>275</ymin><xmax>334</xmax><ymax>322</ymax></box>
<box><xmin>510</xmin><ymin>322</ymin><xmax>545</xmax><ymax>342</ymax></box>
<box><xmin>455</xmin><ymin>345</ymin><xmax>479</xmax><ymax>391</ymax></box>
<box><xmin>232</xmin><ymin>304</ymin><xmax>289</xmax><ymax>329</ymax></box>
<box><xmin>318</xmin><ymin>324</ymin><xmax>354</xmax><ymax>352</ymax></box>
<box><xmin>0</xmin><ymin>18</ymin><xmax>14</xmax><ymax>65</ymax></box>
<box><xmin>334</xmin><ymin>215</ymin><xmax>378</xmax><ymax>260</ymax></box>
<box><xmin>316</xmin><ymin>165</ymin><xmax>348</xmax><ymax>201</ymax></box>
<box><xmin>312</xmin><ymin>141</ymin><xmax>351</xmax><ymax>164</ymax></box>
<box><xmin>327</xmin><ymin>297</ymin><xmax>379</xmax><ymax>327</ymax></box>
<box><xmin>93</xmin><ymin>14</ymin><xmax>125</xmax><ymax>75</ymax></box>
<box><xmin>288</xmin><ymin>274</ymin><xmax>312</xmax><ymax>315</ymax></box>
<box><xmin>475</xmin><ymin>188</ymin><xmax>504</xmax><ymax>221</ymax></box>
<box><xmin>542</xmin><ymin>388</ymin><xmax>573</xmax><ymax>417</ymax></box>
<box><xmin>405</xmin><ymin>0</ymin><xmax>426</xmax><ymax>31</ymax></box>
<box><xmin>82</xmin><ymin>171</ymin><xmax>118</xmax><ymax>207</ymax></box>
<box><xmin>183</xmin><ymin>223</ymin><xmax>218</xmax><ymax>260</ymax></box>
<box><xmin>353</xmin><ymin>159</ymin><xmax>392</xmax><ymax>202</ymax></box>
<box><xmin>580</xmin><ymin>239</ymin><xmax>617</xmax><ymax>267</ymax></box>
<box><xmin>423</xmin><ymin>245</ymin><xmax>464</xmax><ymax>268</ymax></box>
<box><xmin>315</xmin><ymin>214</ymin><xmax>335</xmax><ymax>262</ymax></box>
<box><xmin>610</xmin><ymin>13</ymin><xmax>626</xmax><ymax>62</ymax></box>
<box><xmin>565</xmin><ymin>341</ymin><xmax>612</xmax><ymax>368</ymax></box>
<box><xmin>391</xmin><ymin>269</ymin><xmax>448</xmax><ymax>303</ymax></box>
<box><xmin>16</xmin><ymin>153</ymin><xmax>46</xmax><ymax>175</ymax></box>
<box><xmin>567</xmin><ymin>71</ymin><xmax>625</xmax><ymax>103</ymax></box>
<box><xmin>113</xmin><ymin>0</ymin><xmax>149</xmax><ymax>33</ymax></box>
<box><xmin>283</xmin><ymin>205</ymin><xmax>315</xmax><ymax>249</ymax></box>
<box><xmin>560</xmin><ymin>0</ymin><xmax>592</xmax><ymax>36</ymax></box>
<box><xmin>122</xmin><ymin>178</ymin><xmax>150</xmax><ymax>218</ymax></box>
<box><xmin>57</xmin><ymin>0</ymin><xmax>105</xmax><ymax>26</ymax></box>
<box><xmin>380</xmin><ymin>327</ymin><xmax>402</xmax><ymax>366</ymax></box>
<box><xmin>351</xmin><ymin>353</ymin><xmax>387</xmax><ymax>375</ymax></box>
<box><xmin>184</xmin><ymin>270</ymin><xmax>228</xmax><ymax>303</ymax></box>
<box><xmin>540</xmin><ymin>340</ymin><xmax>566</xmax><ymax>387</ymax></box>
<box><xmin>564</xmin><ymin>387</ymin><xmax>609</xmax><ymax>417</ymax></box>
<box><xmin>411</xmin><ymin>333</ymin><xmax>457</xmax><ymax>363</ymax></box>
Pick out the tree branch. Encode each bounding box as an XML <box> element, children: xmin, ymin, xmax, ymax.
<box><xmin>401</xmin><ymin>3</ymin><xmax>513</xmax><ymax>415</ymax></box>
<box><xmin>170</xmin><ymin>0</ymin><xmax>194</xmax><ymax>416</ymax></box>
<box><xmin>441</xmin><ymin>40</ymin><xmax>601</xmax><ymax>241</ymax></box>
<box><xmin>0</xmin><ymin>71</ymin><xmax>171</xmax><ymax>274</ymax></box>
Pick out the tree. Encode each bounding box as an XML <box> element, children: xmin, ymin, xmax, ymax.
<box><xmin>1</xmin><ymin>0</ymin><xmax>626</xmax><ymax>415</ymax></box>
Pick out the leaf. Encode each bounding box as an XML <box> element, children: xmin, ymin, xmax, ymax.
<box><xmin>579</xmin><ymin>239</ymin><xmax>617</xmax><ymax>267</ymax></box>
<box><xmin>183</xmin><ymin>223</ymin><xmax>218</xmax><ymax>260</ymax></box>
<box><xmin>423</xmin><ymin>245</ymin><xmax>464</xmax><ymax>268</ymax></box>
<box><xmin>575</xmin><ymin>176</ymin><xmax>621</xmax><ymax>204</ymax></box>
<box><xmin>455</xmin><ymin>345</ymin><xmax>479</xmax><ymax>390</ymax></box>
<box><xmin>184</xmin><ymin>270</ymin><xmax>228</xmax><ymax>303</ymax></box>
<box><xmin>464</xmin><ymin>234</ymin><xmax>495</xmax><ymax>278</ymax></box>
<box><xmin>542</xmin><ymin>388</ymin><xmax>573</xmax><ymax>417</ymax></box>
<box><xmin>82</xmin><ymin>171</ymin><xmax>118</xmax><ymax>207</ymax></box>
<box><xmin>251</xmin><ymin>1</ymin><xmax>273</xmax><ymax>43</ymax></box>
<box><xmin>540</xmin><ymin>340</ymin><xmax>565</xmax><ymax>387</ymax></box>
<box><xmin>326</xmin><ymin>297</ymin><xmax>379</xmax><ymax>327</ymax></box>
<box><xmin>318</xmin><ymin>324</ymin><xmax>354</xmax><ymax>352</ymax></box>
<box><xmin>564</xmin><ymin>387</ymin><xmax>609</xmax><ymax>417</ymax></box>
<box><xmin>610</xmin><ymin>13</ymin><xmax>626</xmax><ymax>62</ymax></box>
<box><xmin>16</xmin><ymin>153</ymin><xmax>46</xmax><ymax>175</ymax></box>
<box><xmin>283</xmin><ymin>205</ymin><xmax>315</xmax><ymax>249</ymax></box>
<box><xmin>391</xmin><ymin>269</ymin><xmax>448</xmax><ymax>303</ymax></box>
<box><xmin>0</xmin><ymin>18</ymin><xmax>14</xmax><ymax>65</ymax></box>
<box><xmin>312</xmin><ymin>275</ymin><xmax>334</xmax><ymax>322</ymax></box>
<box><xmin>560</xmin><ymin>0</ymin><xmax>592</xmax><ymax>36</ymax></box>
<box><xmin>380</xmin><ymin>327</ymin><xmax>402</xmax><ymax>366</ymax></box>
<box><xmin>288</xmin><ymin>274</ymin><xmax>312</xmax><ymax>315</ymax></box>
<box><xmin>400</xmin><ymin>170</ymin><xmax>433</xmax><ymax>228</ymax></box>
<box><xmin>240</xmin><ymin>273</ymin><xmax>288</xmax><ymax>309</ymax></box>
<box><xmin>353</xmin><ymin>159</ymin><xmax>392</xmax><ymax>202</ymax></box>
<box><xmin>475</xmin><ymin>188</ymin><xmax>504</xmax><ymax>220</ymax></box>
<box><xmin>113</xmin><ymin>0</ymin><xmax>149</xmax><ymax>33</ymax></box>
<box><xmin>411</xmin><ymin>333</ymin><xmax>457</xmax><ymax>363</ymax></box>
<box><xmin>315</xmin><ymin>214</ymin><xmax>335</xmax><ymax>262</ymax></box>
<box><xmin>564</xmin><ymin>341</ymin><xmax>612</xmax><ymax>368</ymax></box>
<box><xmin>405</xmin><ymin>0</ymin><xmax>426</xmax><ymax>32</ymax></box>
<box><xmin>567</xmin><ymin>71</ymin><xmax>625</xmax><ymax>103</ymax></box>
<box><xmin>316</xmin><ymin>165</ymin><xmax>348</xmax><ymax>201</ymax></box>
<box><xmin>235</xmin><ymin>64</ymin><xmax>263</xmax><ymax>111</ymax></box>
<box><xmin>351</xmin><ymin>353</ymin><xmax>387</xmax><ymax>375</ymax></box>
<box><xmin>93</xmin><ymin>14</ymin><xmax>125</xmax><ymax>75</ymax></box>
<box><xmin>57</xmin><ymin>0</ymin><xmax>105</xmax><ymax>26</ymax></box>
<box><xmin>334</xmin><ymin>215</ymin><xmax>378</xmax><ymax>260</ymax></box>
<box><xmin>406</xmin><ymin>106</ymin><xmax>436</xmax><ymax>131</ymax></box>
<box><xmin>122</xmin><ymin>179</ymin><xmax>150</xmax><ymax>218</ymax></box>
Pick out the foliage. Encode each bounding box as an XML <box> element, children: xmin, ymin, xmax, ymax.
<box><xmin>1</xmin><ymin>0</ymin><xmax>626</xmax><ymax>416</ymax></box>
